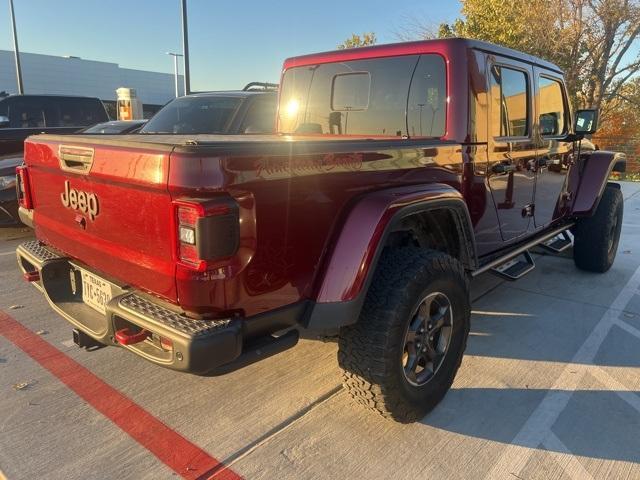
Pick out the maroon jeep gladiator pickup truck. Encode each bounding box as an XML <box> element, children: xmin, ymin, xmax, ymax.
<box><xmin>15</xmin><ymin>39</ymin><xmax>623</xmax><ymax>422</ymax></box>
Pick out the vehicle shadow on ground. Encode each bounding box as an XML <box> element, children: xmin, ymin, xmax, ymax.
<box><xmin>422</xmin><ymin>387</ymin><xmax>640</xmax><ymax>463</ymax></box>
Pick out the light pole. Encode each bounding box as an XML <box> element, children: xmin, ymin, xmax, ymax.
<box><xmin>180</xmin><ymin>0</ymin><xmax>191</xmax><ymax>95</ymax></box>
<box><xmin>9</xmin><ymin>0</ymin><xmax>24</xmax><ymax>94</ymax></box>
<box><xmin>166</xmin><ymin>52</ymin><xmax>183</xmax><ymax>98</ymax></box>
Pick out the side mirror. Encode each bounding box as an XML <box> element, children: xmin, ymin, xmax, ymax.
<box><xmin>0</xmin><ymin>115</ymin><xmax>9</xmax><ymax>128</ymax></box>
<box><xmin>574</xmin><ymin>109</ymin><xmax>598</xmax><ymax>135</ymax></box>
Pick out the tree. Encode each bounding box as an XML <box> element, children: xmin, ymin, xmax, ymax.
<box><xmin>406</xmin><ymin>0</ymin><xmax>640</xmax><ymax>123</ymax></box>
<box><xmin>337</xmin><ymin>32</ymin><xmax>377</xmax><ymax>49</ymax></box>
<box><xmin>596</xmin><ymin>77</ymin><xmax>640</xmax><ymax>137</ymax></box>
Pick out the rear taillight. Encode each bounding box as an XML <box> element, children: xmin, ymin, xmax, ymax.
<box><xmin>173</xmin><ymin>198</ymin><xmax>240</xmax><ymax>272</ymax></box>
<box><xmin>16</xmin><ymin>165</ymin><xmax>33</xmax><ymax>209</ymax></box>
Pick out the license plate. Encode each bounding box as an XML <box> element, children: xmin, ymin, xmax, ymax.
<box><xmin>80</xmin><ymin>269</ymin><xmax>113</xmax><ymax>314</ymax></box>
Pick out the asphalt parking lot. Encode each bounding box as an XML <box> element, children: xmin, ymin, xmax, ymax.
<box><xmin>1</xmin><ymin>183</ymin><xmax>640</xmax><ymax>480</ymax></box>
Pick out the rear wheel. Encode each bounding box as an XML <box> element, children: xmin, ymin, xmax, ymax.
<box><xmin>338</xmin><ymin>247</ymin><xmax>470</xmax><ymax>423</ymax></box>
<box><xmin>573</xmin><ymin>185</ymin><xmax>623</xmax><ymax>273</ymax></box>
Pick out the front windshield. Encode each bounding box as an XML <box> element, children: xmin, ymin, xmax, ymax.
<box><xmin>140</xmin><ymin>96</ymin><xmax>241</xmax><ymax>134</ymax></box>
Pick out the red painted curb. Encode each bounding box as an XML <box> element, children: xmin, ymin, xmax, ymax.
<box><xmin>0</xmin><ymin>311</ymin><xmax>241</xmax><ymax>480</ymax></box>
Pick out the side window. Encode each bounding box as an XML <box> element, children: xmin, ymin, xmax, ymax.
<box><xmin>241</xmin><ymin>98</ymin><xmax>277</xmax><ymax>133</ymax></box>
<box><xmin>279</xmin><ymin>55</ymin><xmax>419</xmax><ymax>136</ymax></box>
<box><xmin>54</xmin><ymin>99</ymin><xmax>105</xmax><ymax>127</ymax></box>
<box><xmin>538</xmin><ymin>76</ymin><xmax>566</xmax><ymax>136</ymax></box>
<box><xmin>8</xmin><ymin>97</ymin><xmax>46</xmax><ymax>128</ymax></box>
<box><xmin>490</xmin><ymin>66</ymin><xmax>529</xmax><ymax>138</ymax></box>
<box><xmin>407</xmin><ymin>54</ymin><xmax>447</xmax><ymax>137</ymax></box>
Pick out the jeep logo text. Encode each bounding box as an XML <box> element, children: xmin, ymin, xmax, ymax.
<box><xmin>61</xmin><ymin>180</ymin><xmax>99</xmax><ymax>220</ymax></box>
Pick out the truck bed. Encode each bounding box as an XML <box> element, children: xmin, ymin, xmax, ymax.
<box><xmin>21</xmin><ymin>132</ymin><xmax>466</xmax><ymax>318</ymax></box>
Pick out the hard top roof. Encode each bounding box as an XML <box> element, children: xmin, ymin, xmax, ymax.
<box><xmin>283</xmin><ymin>37</ymin><xmax>562</xmax><ymax>73</ymax></box>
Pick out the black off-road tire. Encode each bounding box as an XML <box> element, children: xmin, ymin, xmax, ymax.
<box><xmin>573</xmin><ymin>184</ymin><xmax>623</xmax><ymax>273</ymax></box>
<box><xmin>338</xmin><ymin>247</ymin><xmax>470</xmax><ymax>423</ymax></box>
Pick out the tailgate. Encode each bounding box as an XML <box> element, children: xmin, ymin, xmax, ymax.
<box><xmin>24</xmin><ymin>137</ymin><xmax>178</xmax><ymax>301</ymax></box>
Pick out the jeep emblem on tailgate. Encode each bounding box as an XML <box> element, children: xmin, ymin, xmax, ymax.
<box><xmin>61</xmin><ymin>180</ymin><xmax>99</xmax><ymax>220</ymax></box>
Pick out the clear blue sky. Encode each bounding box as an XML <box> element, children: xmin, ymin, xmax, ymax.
<box><xmin>0</xmin><ymin>0</ymin><xmax>462</xmax><ymax>91</ymax></box>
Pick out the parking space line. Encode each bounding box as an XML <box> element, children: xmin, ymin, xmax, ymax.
<box><xmin>0</xmin><ymin>311</ymin><xmax>242</xmax><ymax>480</ymax></box>
<box><xmin>591</xmin><ymin>368</ymin><xmax>640</xmax><ymax>414</ymax></box>
<box><xmin>0</xmin><ymin>251</ymin><xmax>16</xmax><ymax>256</ymax></box>
<box><xmin>614</xmin><ymin>318</ymin><xmax>640</xmax><ymax>340</ymax></box>
<box><xmin>542</xmin><ymin>433</ymin><xmax>594</xmax><ymax>480</ymax></box>
<box><xmin>484</xmin><ymin>264</ymin><xmax>640</xmax><ymax>479</ymax></box>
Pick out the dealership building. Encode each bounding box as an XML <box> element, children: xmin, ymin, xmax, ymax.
<box><xmin>0</xmin><ymin>50</ymin><xmax>183</xmax><ymax>117</ymax></box>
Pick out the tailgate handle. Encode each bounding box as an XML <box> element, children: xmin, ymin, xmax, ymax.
<box><xmin>59</xmin><ymin>145</ymin><xmax>95</xmax><ymax>174</ymax></box>
<box><xmin>115</xmin><ymin>328</ymin><xmax>150</xmax><ymax>345</ymax></box>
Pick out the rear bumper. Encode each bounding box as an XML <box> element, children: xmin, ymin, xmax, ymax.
<box><xmin>16</xmin><ymin>240</ymin><xmax>243</xmax><ymax>374</ymax></box>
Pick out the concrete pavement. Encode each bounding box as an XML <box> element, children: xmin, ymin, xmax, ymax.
<box><xmin>1</xmin><ymin>183</ymin><xmax>640</xmax><ymax>479</ymax></box>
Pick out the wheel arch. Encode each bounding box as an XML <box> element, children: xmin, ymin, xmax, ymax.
<box><xmin>304</xmin><ymin>184</ymin><xmax>477</xmax><ymax>330</ymax></box>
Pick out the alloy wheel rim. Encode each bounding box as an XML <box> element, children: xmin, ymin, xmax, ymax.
<box><xmin>401</xmin><ymin>292</ymin><xmax>453</xmax><ymax>387</ymax></box>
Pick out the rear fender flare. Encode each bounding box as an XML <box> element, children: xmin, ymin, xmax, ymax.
<box><xmin>304</xmin><ymin>184</ymin><xmax>477</xmax><ymax>330</ymax></box>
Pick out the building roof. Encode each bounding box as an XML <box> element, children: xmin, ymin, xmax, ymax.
<box><xmin>0</xmin><ymin>50</ymin><xmax>183</xmax><ymax>105</ymax></box>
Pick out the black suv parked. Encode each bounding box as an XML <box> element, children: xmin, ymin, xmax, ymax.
<box><xmin>0</xmin><ymin>94</ymin><xmax>109</xmax><ymax>225</ymax></box>
<box><xmin>0</xmin><ymin>94</ymin><xmax>109</xmax><ymax>156</ymax></box>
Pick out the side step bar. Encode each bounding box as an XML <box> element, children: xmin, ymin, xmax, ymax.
<box><xmin>539</xmin><ymin>231</ymin><xmax>572</xmax><ymax>254</ymax></box>
<box><xmin>472</xmin><ymin>224</ymin><xmax>574</xmax><ymax>278</ymax></box>
<box><xmin>491</xmin><ymin>251</ymin><xmax>535</xmax><ymax>281</ymax></box>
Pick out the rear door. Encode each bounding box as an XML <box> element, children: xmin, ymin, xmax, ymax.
<box><xmin>486</xmin><ymin>58</ymin><xmax>537</xmax><ymax>241</ymax></box>
<box><xmin>532</xmin><ymin>70</ymin><xmax>573</xmax><ymax>228</ymax></box>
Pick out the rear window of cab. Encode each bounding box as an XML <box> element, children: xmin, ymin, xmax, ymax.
<box><xmin>278</xmin><ymin>54</ymin><xmax>446</xmax><ymax>138</ymax></box>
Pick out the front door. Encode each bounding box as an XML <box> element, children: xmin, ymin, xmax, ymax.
<box><xmin>487</xmin><ymin>61</ymin><xmax>536</xmax><ymax>241</ymax></box>
<box><xmin>533</xmin><ymin>69</ymin><xmax>573</xmax><ymax>228</ymax></box>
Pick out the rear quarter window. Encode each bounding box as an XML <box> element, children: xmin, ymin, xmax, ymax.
<box><xmin>407</xmin><ymin>55</ymin><xmax>447</xmax><ymax>137</ymax></box>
